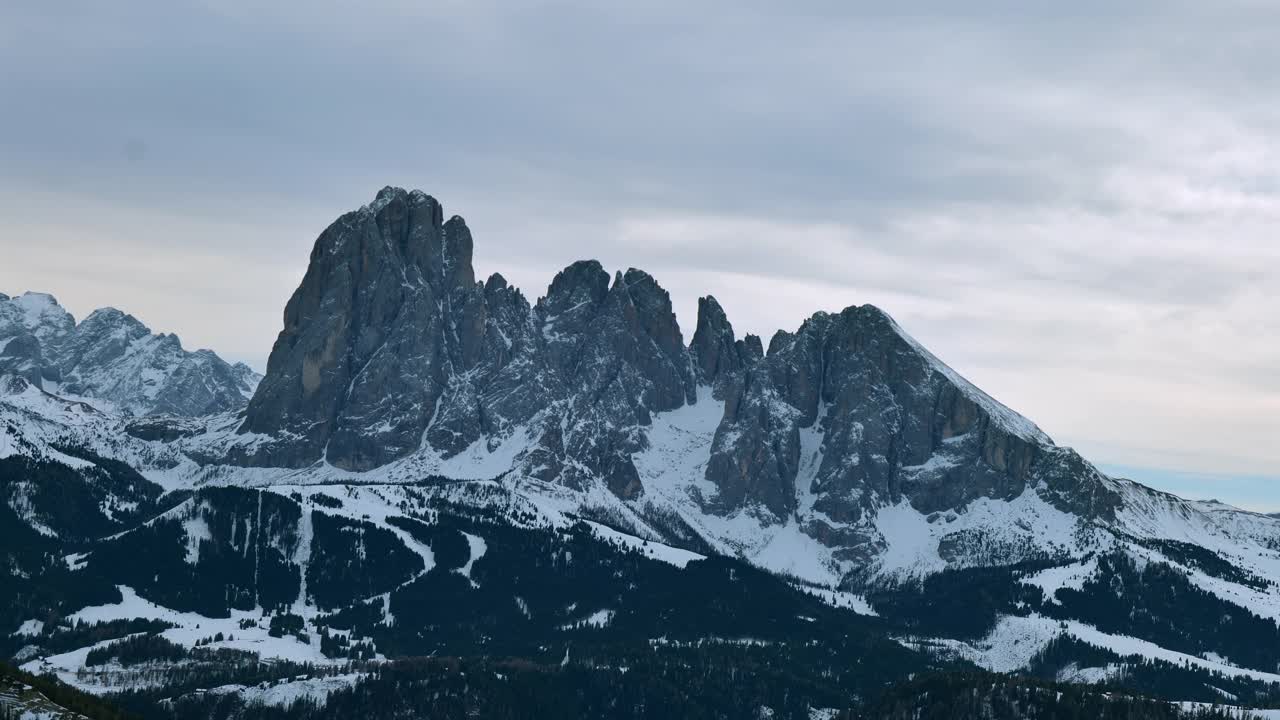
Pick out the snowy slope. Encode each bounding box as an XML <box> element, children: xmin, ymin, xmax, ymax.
<box><xmin>8</xmin><ymin>356</ymin><xmax>1280</xmax><ymax>582</ymax></box>
<box><xmin>13</xmin><ymin>361</ymin><xmax>1280</xmax><ymax>619</ymax></box>
<box><xmin>904</xmin><ymin>613</ymin><xmax>1280</xmax><ymax>684</ymax></box>
<box><xmin>12</xmin><ymin>372</ymin><xmax>1280</xmax><ymax>706</ymax></box>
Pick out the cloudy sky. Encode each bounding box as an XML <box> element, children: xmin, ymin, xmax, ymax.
<box><xmin>2</xmin><ymin>1</ymin><xmax>1277</xmax><ymax>507</ymax></box>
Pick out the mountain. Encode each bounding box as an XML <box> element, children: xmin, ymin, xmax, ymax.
<box><xmin>0</xmin><ymin>292</ymin><xmax>261</xmax><ymax>417</ymax></box>
<box><xmin>3</xmin><ymin>187</ymin><xmax>1280</xmax><ymax>719</ymax></box>
<box><xmin>218</xmin><ymin>187</ymin><xmax>1160</xmax><ymax>587</ymax></box>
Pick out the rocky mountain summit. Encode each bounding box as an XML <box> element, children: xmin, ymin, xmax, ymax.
<box><xmin>239</xmin><ymin>187</ymin><xmax>696</xmax><ymax>490</ymax></box>
<box><xmin>0</xmin><ymin>291</ymin><xmax>260</xmax><ymax>417</ymax></box>
<box><xmin>231</xmin><ymin>186</ymin><xmax>1121</xmax><ymax>576</ymax></box>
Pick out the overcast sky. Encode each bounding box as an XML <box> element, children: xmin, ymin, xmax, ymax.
<box><xmin>2</xmin><ymin>1</ymin><xmax>1277</xmax><ymax>508</ymax></box>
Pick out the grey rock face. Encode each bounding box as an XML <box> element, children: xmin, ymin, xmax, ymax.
<box><xmin>551</xmin><ymin>268</ymin><xmax>695</xmax><ymax>421</ymax></box>
<box><xmin>526</xmin><ymin>266</ymin><xmax>698</xmax><ymax>496</ymax></box>
<box><xmin>0</xmin><ymin>293</ymin><xmax>258</xmax><ymax>416</ymax></box>
<box><xmin>0</xmin><ymin>333</ymin><xmax>45</xmax><ymax>387</ymax></box>
<box><xmin>691</xmin><ymin>296</ymin><xmax>749</xmax><ymax>389</ymax></box>
<box><xmin>241</xmin><ymin>188</ymin><xmax>556</xmax><ymax>471</ymax></box>
<box><xmin>240</xmin><ymin>187</ymin><xmax>1121</xmax><ymax>556</ymax></box>
<box><xmin>707</xmin><ymin>371</ymin><xmax>802</xmax><ymax>517</ymax></box>
<box><xmin>241</xmin><ymin>188</ymin><xmax>463</xmax><ymax>469</ymax></box>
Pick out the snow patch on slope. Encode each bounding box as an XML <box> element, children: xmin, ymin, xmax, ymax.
<box><xmin>183</xmin><ymin>515</ymin><xmax>211</xmax><ymax>565</ymax></box>
<box><xmin>905</xmin><ymin>614</ymin><xmax>1059</xmax><ymax>673</ymax></box>
<box><xmin>790</xmin><ymin>584</ymin><xmax>878</xmax><ymax>617</ymax></box>
<box><xmin>873</xmin><ymin>501</ymin><xmax>945</xmax><ymax>578</ymax></box>
<box><xmin>632</xmin><ymin>385</ymin><xmax>722</xmax><ymax>503</ymax></box>
<box><xmin>1021</xmin><ymin>557</ymin><xmax>1099</xmax><ymax>604</ymax></box>
<box><xmin>202</xmin><ymin>673</ymin><xmax>364</xmax><ymax>709</ymax></box>
<box><xmin>22</xmin><ymin>586</ymin><xmax>342</xmax><ymax>694</ymax></box>
<box><xmin>909</xmin><ymin>613</ymin><xmax>1280</xmax><ymax>684</ymax></box>
<box><xmin>457</xmin><ymin>532</ymin><xmax>487</xmax><ymax>586</ymax></box>
<box><xmin>631</xmin><ymin>389</ymin><xmax>844</xmax><ymax>586</ymax></box>
<box><xmin>584</xmin><ymin>521</ymin><xmax>703</xmax><ymax>569</ymax></box>
<box><xmin>13</xmin><ymin>619</ymin><xmax>44</xmax><ymax>637</ymax></box>
<box><xmin>872</xmin><ymin>489</ymin><xmax>1091</xmax><ymax>580</ymax></box>
<box><xmin>561</xmin><ymin>609</ymin><xmax>614</xmax><ymax>630</ymax></box>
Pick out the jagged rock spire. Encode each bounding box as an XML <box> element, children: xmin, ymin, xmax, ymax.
<box><xmin>542</xmin><ymin>260</ymin><xmax>610</xmax><ymax>314</ymax></box>
<box><xmin>690</xmin><ymin>295</ymin><xmax>762</xmax><ymax>391</ymax></box>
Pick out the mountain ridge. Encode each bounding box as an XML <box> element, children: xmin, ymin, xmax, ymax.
<box><xmin>0</xmin><ymin>291</ymin><xmax>261</xmax><ymax>417</ymax></box>
<box><xmin>0</xmin><ymin>188</ymin><xmax>1265</xmax><ymax>591</ymax></box>
<box><xmin>207</xmin><ymin>186</ymin><xmax>1125</xmax><ymax>586</ymax></box>
<box><xmin>4</xmin><ymin>187</ymin><xmax>1280</xmax><ymax>717</ymax></box>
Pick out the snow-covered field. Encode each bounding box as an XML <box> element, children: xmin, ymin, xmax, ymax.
<box><xmin>1020</xmin><ymin>557</ymin><xmax>1099</xmax><ymax>604</ymax></box>
<box><xmin>905</xmin><ymin>613</ymin><xmax>1280</xmax><ymax>685</ymax></box>
<box><xmin>195</xmin><ymin>673</ymin><xmax>364</xmax><ymax>709</ymax></box>
<box><xmin>19</xmin><ymin>586</ymin><xmax>343</xmax><ymax>694</ymax></box>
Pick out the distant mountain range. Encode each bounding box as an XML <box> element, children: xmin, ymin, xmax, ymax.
<box><xmin>2</xmin><ymin>188</ymin><xmax>1278</xmax><ymax>719</ymax></box>
<box><xmin>0</xmin><ymin>291</ymin><xmax>260</xmax><ymax>417</ymax></box>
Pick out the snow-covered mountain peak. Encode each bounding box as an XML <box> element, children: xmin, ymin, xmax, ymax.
<box><xmin>3</xmin><ymin>291</ymin><xmax>75</xmax><ymax>345</ymax></box>
<box><xmin>0</xmin><ymin>292</ymin><xmax>260</xmax><ymax>417</ymax></box>
<box><xmin>12</xmin><ymin>290</ymin><xmax>67</xmax><ymax>317</ymax></box>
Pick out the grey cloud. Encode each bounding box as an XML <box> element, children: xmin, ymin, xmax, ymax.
<box><xmin>1</xmin><ymin>0</ymin><xmax>1278</xmax><ymax>497</ymax></box>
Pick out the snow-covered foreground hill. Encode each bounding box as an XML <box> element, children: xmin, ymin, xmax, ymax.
<box><xmin>7</xmin><ymin>365</ymin><xmax>1280</xmax><ymax>714</ymax></box>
